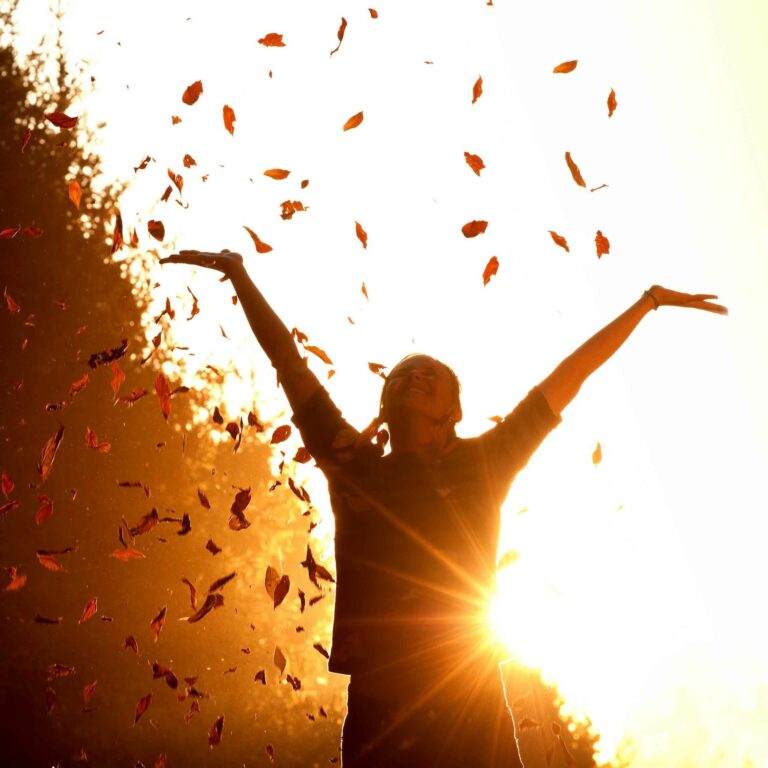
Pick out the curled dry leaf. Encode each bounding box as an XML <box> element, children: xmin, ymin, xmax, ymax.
<box><xmin>38</xmin><ymin>425</ymin><xmax>65</xmax><ymax>482</ymax></box>
<box><xmin>565</xmin><ymin>152</ymin><xmax>586</xmax><ymax>187</ymax></box>
<box><xmin>343</xmin><ymin>111</ymin><xmax>364</xmax><ymax>131</ymax></box>
<box><xmin>3</xmin><ymin>286</ymin><xmax>21</xmax><ymax>313</ymax></box>
<box><xmin>464</xmin><ymin>151</ymin><xmax>485</xmax><ymax>176</ymax></box>
<box><xmin>280</xmin><ymin>200</ymin><xmax>306</xmax><ymax>220</ymax></box>
<box><xmin>68</xmin><ymin>180</ymin><xmax>82</xmax><ymax>209</ymax></box>
<box><xmin>209</xmin><ymin>714</ymin><xmax>224</xmax><ymax>747</ymax></box>
<box><xmin>243</xmin><ymin>225</ymin><xmax>273</xmax><ymax>254</ymax></box>
<box><xmin>482</xmin><ymin>256</ymin><xmax>499</xmax><ymax>286</ymax></box>
<box><xmin>208</xmin><ymin>572</ymin><xmax>236</xmax><ymax>593</ymax></box>
<box><xmin>330</xmin><ymin>17</ymin><xmax>347</xmax><ymax>56</ymax></box>
<box><xmin>4</xmin><ymin>566</ymin><xmax>27</xmax><ymax>591</ymax></box>
<box><xmin>229</xmin><ymin>487</ymin><xmax>252</xmax><ymax>530</ymax></box>
<box><xmin>223</xmin><ymin>105</ymin><xmax>236</xmax><ymax>135</ymax></box>
<box><xmin>472</xmin><ymin>75</ymin><xmax>483</xmax><ymax>104</ymax></box>
<box><xmin>36</xmin><ymin>495</ymin><xmax>53</xmax><ymax>525</ymax></box>
<box><xmin>135</xmin><ymin>693</ymin><xmax>152</xmax><ymax>724</ymax></box>
<box><xmin>110</xmin><ymin>361</ymin><xmax>125</xmax><ymax>397</ymax></box>
<box><xmin>85</xmin><ymin>427</ymin><xmax>110</xmax><ymax>453</ymax></box>
<box><xmin>150</xmin><ymin>606</ymin><xmax>167</xmax><ymax>642</ymax></box>
<box><xmin>183</xmin><ymin>593</ymin><xmax>224</xmax><ymax>623</ymax></box>
<box><xmin>553</xmin><ymin>60</ymin><xmax>578</xmax><ymax>74</ymax></box>
<box><xmin>182</xmin><ymin>80</ymin><xmax>203</xmax><ymax>105</ymax></box>
<box><xmin>147</xmin><ymin>220</ymin><xmax>165</xmax><ymax>241</ymax></box>
<box><xmin>258</xmin><ymin>33</ymin><xmax>285</xmax><ymax>47</ymax></box>
<box><xmin>607</xmin><ymin>88</ymin><xmax>617</xmax><ymax>118</ymax></box>
<box><xmin>254</xmin><ymin>669</ymin><xmax>266</xmax><ymax>685</ymax></box>
<box><xmin>270</xmin><ymin>425</ymin><xmax>292</xmax><ymax>444</ymax></box>
<box><xmin>155</xmin><ymin>373</ymin><xmax>171</xmax><ymax>421</ymax></box>
<box><xmin>79</xmin><ymin>597</ymin><xmax>98</xmax><ymax>624</ymax></box>
<box><xmin>45</xmin><ymin>112</ymin><xmax>78</xmax><ymax>129</ymax></box>
<box><xmin>462</xmin><ymin>220</ymin><xmax>488</xmax><ymax>238</ymax></box>
<box><xmin>548</xmin><ymin>231</ymin><xmax>570</xmax><ymax>252</ymax></box>
<box><xmin>88</xmin><ymin>338</ymin><xmax>128</xmax><ymax>368</ymax></box>
<box><xmin>595</xmin><ymin>230</ymin><xmax>610</xmax><ymax>258</ymax></box>
<box><xmin>206</xmin><ymin>538</ymin><xmax>222</xmax><ymax>555</ymax></box>
<box><xmin>355</xmin><ymin>221</ymin><xmax>368</xmax><ymax>248</ymax></box>
<box><xmin>273</xmin><ymin>646</ymin><xmax>287</xmax><ymax>675</ymax></box>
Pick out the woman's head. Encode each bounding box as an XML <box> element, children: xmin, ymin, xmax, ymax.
<box><xmin>379</xmin><ymin>354</ymin><xmax>462</xmax><ymax>432</ymax></box>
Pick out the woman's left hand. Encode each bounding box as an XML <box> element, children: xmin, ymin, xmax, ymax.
<box><xmin>647</xmin><ymin>285</ymin><xmax>728</xmax><ymax>315</ymax></box>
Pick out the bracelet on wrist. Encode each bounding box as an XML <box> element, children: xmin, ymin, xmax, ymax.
<box><xmin>643</xmin><ymin>290</ymin><xmax>659</xmax><ymax>310</ymax></box>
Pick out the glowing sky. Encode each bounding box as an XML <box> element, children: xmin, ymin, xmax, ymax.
<box><xmin>9</xmin><ymin>0</ymin><xmax>768</xmax><ymax>764</ymax></box>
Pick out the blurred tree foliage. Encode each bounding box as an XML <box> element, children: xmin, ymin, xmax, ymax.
<box><xmin>0</xmin><ymin>4</ymin><xmax>620</xmax><ymax>767</ymax></box>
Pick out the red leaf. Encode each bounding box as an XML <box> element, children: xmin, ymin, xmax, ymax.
<box><xmin>21</xmin><ymin>130</ymin><xmax>32</xmax><ymax>152</ymax></box>
<box><xmin>293</xmin><ymin>446</ymin><xmax>312</xmax><ymax>463</ymax></box>
<box><xmin>45</xmin><ymin>112</ymin><xmax>78</xmax><ymax>129</ymax></box>
<box><xmin>0</xmin><ymin>226</ymin><xmax>21</xmax><ymax>239</ymax></box>
<box><xmin>304</xmin><ymin>345</ymin><xmax>333</xmax><ymax>365</ymax></box>
<box><xmin>565</xmin><ymin>152</ymin><xmax>586</xmax><ymax>187</ymax></box>
<box><xmin>482</xmin><ymin>256</ymin><xmax>499</xmax><ymax>286</ymax></box>
<box><xmin>273</xmin><ymin>575</ymin><xmax>290</xmax><ymax>609</ymax></box>
<box><xmin>472</xmin><ymin>75</ymin><xmax>483</xmax><ymax>104</ymax></box>
<box><xmin>223</xmin><ymin>105</ymin><xmax>236</xmax><ymax>135</ymax></box>
<box><xmin>355</xmin><ymin>221</ymin><xmax>368</xmax><ymax>248</ymax></box>
<box><xmin>548</xmin><ymin>231</ymin><xmax>570</xmax><ymax>252</ymax></box>
<box><xmin>135</xmin><ymin>693</ymin><xmax>152</xmax><ymax>723</ymax></box>
<box><xmin>46</xmin><ymin>688</ymin><xmax>57</xmax><ymax>714</ymax></box>
<box><xmin>69</xmin><ymin>372</ymin><xmax>90</xmax><ymax>396</ymax></box>
<box><xmin>258</xmin><ymin>33</ymin><xmax>285</xmax><ymax>47</ymax></box>
<box><xmin>85</xmin><ymin>426</ymin><xmax>110</xmax><ymax>453</ymax></box>
<box><xmin>330</xmin><ymin>17</ymin><xmax>347</xmax><ymax>56</ymax></box>
<box><xmin>1</xmin><ymin>470</ymin><xmax>13</xmax><ymax>498</ymax></box>
<box><xmin>79</xmin><ymin>596</ymin><xmax>98</xmax><ymax>624</ymax></box>
<box><xmin>4</xmin><ymin>566</ymin><xmax>27</xmax><ymax>591</ymax></box>
<box><xmin>270</xmin><ymin>425</ymin><xmax>292</xmax><ymax>444</ymax></box>
<box><xmin>343</xmin><ymin>111</ymin><xmax>364</xmax><ymax>131</ymax></box>
<box><xmin>184</xmin><ymin>593</ymin><xmax>224</xmax><ymax>623</ymax></box>
<box><xmin>147</xmin><ymin>220</ymin><xmax>165</xmax><ymax>241</ymax></box>
<box><xmin>264</xmin><ymin>168</ymin><xmax>290</xmax><ymax>179</ymax></box>
<box><xmin>461</xmin><ymin>220</ymin><xmax>488</xmax><ymax>238</ymax></box>
<box><xmin>208</xmin><ymin>714</ymin><xmax>224</xmax><ymax>747</ymax></box>
<box><xmin>38</xmin><ymin>426</ymin><xmax>65</xmax><ymax>482</ymax></box>
<box><xmin>553</xmin><ymin>60</ymin><xmax>578</xmax><ymax>74</ymax></box>
<box><xmin>68</xmin><ymin>179</ymin><xmax>82</xmax><ymax>209</ymax></box>
<box><xmin>111</xmin><ymin>546</ymin><xmax>145</xmax><ymax>561</ymax></box>
<box><xmin>22</xmin><ymin>225</ymin><xmax>43</xmax><ymax>238</ymax></box>
<box><xmin>35</xmin><ymin>495</ymin><xmax>53</xmax><ymax>525</ymax></box>
<box><xmin>3</xmin><ymin>287</ymin><xmax>21</xmax><ymax>313</ymax></box>
<box><xmin>243</xmin><ymin>225</ymin><xmax>273</xmax><ymax>253</ymax></box>
<box><xmin>182</xmin><ymin>80</ymin><xmax>203</xmax><ymax>105</ymax></box>
<box><xmin>83</xmin><ymin>680</ymin><xmax>98</xmax><ymax>705</ymax></box>
<box><xmin>155</xmin><ymin>373</ymin><xmax>171</xmax><ymax>420</ymax></box>
<box><xmin>595</xmin><ymin>230</ymin><xmax>610</xmax><ymax>258</ymax></box>
<box><xmin>110</xmin><ymin>361</ymin><xmax>125</xmax><ymax>398</ymax></box>
<box><xmin>369</xmin><ymin>8</ymin><xmax>378</xmax><ymax>18</ymax></box>
<box><xmin>150</xmin><ymin>606</ymin><xmax>167</xmax><ymax>642</ymax></box>
<box><xmin>607</xmin><ymin>88</ymin><xmax>617</xmax><ymax>118</ymax></box>
<box><xmin>464</xmin><ymin>151</ymin><xmax>485</xmax><ymax>176</ymax></box>
<box><xmin>0</xmin><ymin>500</ymin><xmax>19</xmax><ymax>515</ymax></box>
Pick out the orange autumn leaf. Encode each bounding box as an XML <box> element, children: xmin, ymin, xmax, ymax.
<box><xmin>242</xmin><ymin>225</ymin><xmax>273</xmax><ymax>253</ymax></box>
<box><xmin>147</xmin><ymin>220</ymin><xmax>165</xmax><ymax>241</ymax></box>
<box><xmin>565</xmin><ymin>152</ymin><xmax>586</xmax><ymax>187</ymax></box>
<box><xmin>472</xmin><ymin>75</ymin><xmax>483</xmax><ymax>104</ymax></box>
<box><xmin>369</xmin><ymin>8</ymin><xmax>378</xmax><ymax>18</ymax></box>
<box><xmin>595</xmin><ymin>230</ymin><xmax>610</xmax><ymax>258</ymax></box>
<box><xmin>482</xmin><ymin>256</ymin><xmax>499</xmax><ymax>286</ymax></box>
<box><xmin>355</xmin><ymin>221</ymin><xmax>368</xmax><ymax>248</ymax></box>
<box><xmin>78</xmin><ymin>596</ymin><xmax>98</xmax><ymax>624</ymax></box>
<box><xmin>343</xmin><ymin>111</ymin><xmax>364</xmax><ymax>131</ymax></box>
<box><xmin>330</xmin><ymin>17</ymin><xmax>347</xmax><ymax>56</ymax></box>
<box><xmin>462</xmin><ymin>219</ymin><xmax>488</xmax><ymax>238</ymax></box>
<box><xmin>110</xmin><ymin>361</ymin><xmax>125</xmax><ymax>398</ymax></box>
<box><xmin>85</xmin><ymin>427</ymin><xmax>110</xmax><ymax>453</ymax></box>
<box><xmin>1</xmin><ymin>470</ymin><xmax>13</xmax><ymax>498</ymax></box>
<box><xmin>305</xmin><ymin>345</ymin><xmax>334</xmax><ymax>365</ymax></box>
<box><xmin>607</xmin><ymin>88</ymin><xmax>617</xmax><ymax>118</ymax></box>
<box><xmin>270</xmin><ymin>425</ymin><xmax>292</xmax><ymax>444</ymax></box>
<box><xmin>155</xmin><ymin>373</ymin><xmax>171</xmax><ymax>421</ymax></box>
<box><xmin>592</xmin><ymin>441</ymin><xmax>602</xmax><ymax>465</ymax></box>
<box><xmin>361</xmin><ymin>282</ymin><xmax>369</xmax><ymax>300</ymax></box>
<box><xmin>35</xmin><ymin>495</ymin><xmax>53</xmax><ymax>525</ymax></box>
<box><xmin>3</xmin><ymin>286</ymin><xmax>21</xmax><ymax>313</ymax></box>
<box><xmin>68</xmin><ymin>179</ymin><xmax>82</xmax><ymax>209</ymax></box>
<box><xmin>464</xmin><ymin>151</ymin><xmax>485</xmax><ymax>176</ymax></box>
<box><xmin>258</xmin><ymin>33</ymin><xmax>285</xmax><ymax>47</ymax></box>
<box><xmin>135</xmin><ymin>693</ymin><xmax>152</xmax><ymax>723</ymax></box>
<box><xmin>553</xmin><ymin>60</ymin><xmax>578</xmax><ymax>74</ymax></box>
<box><xmin>111</xmin><ymin>546</ymin><xmax>146</xmax><ymax>561</ymax></box>
<box><xmin>69</xmin><ymin>372</ymin><xmax>90</xmax><ymax>396</ymax></box>
<box><xmin>181</xmin><ymin>80</ymin><xmax>203</xmax><ymax>105</ymax></box>
<box><xmin>548</xmin><ymin>231</ymin><xmax>570</xmax><ymax>252</ymax></box>
<box><xmin>223</xmin><ymin>104</ymin><xmax>236</xmax><ymax>135</ymax></box>
<box><xmin>4</xmin><ymin>566</ymin><xmax>27</xmax><ymax>592</ymax></box>
<box><xmin>38</xmin><ymin>425</ymin><xmax>65</xmax><ymax>482</ymax></box>
<box><xmin>263</xmin><ymin>168</ymin><xmax>290</xmax><ymax>180</ymax></box>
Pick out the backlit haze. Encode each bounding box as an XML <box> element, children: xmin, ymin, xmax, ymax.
<box><xmin>9</xmin><ymin>0</ymin><xmax>768</xmax><ymax>765</ymax></box>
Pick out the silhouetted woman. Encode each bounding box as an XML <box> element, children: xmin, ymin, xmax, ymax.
<box><xmin>161</xmin><ymin>249</ymin><xmax>726</xmax><ymax>767</ymax></box>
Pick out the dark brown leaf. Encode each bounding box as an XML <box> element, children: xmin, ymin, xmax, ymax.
<box><xmin>184</xmin><ymin>593</ymin><xmax>224</xmax><ymax>622</ymax></box>
<box><xmin>134</xmin><ymin>693</ymin><xmax>152</xmax><ymax>723</ymax></box>
<box><xmin>270</xmin><ymin>425</ymin><xmax>292</xmax><ymax>444</ymax></box>
<box><xmin>273</xmin><ymin>575</ymin><xmax>290</xmax><ymax>609</ymax></box>
<box><xmin>208</xmin><ymin>572</ymin><xmax>236</xmax><ymax>593</ymax></box>
<box><xmin>313</xmin><ymin>642</ymin><xmax>330</xmax><ymax>659</ymax></box>
<box><xmin>147</xmin><ymin>220</ymin><xmax>165</xmax><ymax>241</ymax></box>
<box><xmin>150</xmin><ymin>606</ymin><xmax>167</xmax><ymax>642</ymax></box>
<box><xmin>155</xmin><ymin>373</ymin><xmax>171</xmax><ymax>420</ymax></box>
<box><xmin>273</xmin><ymin>646</ymin><xmax>286</xmax><ymax>675</ymax></box>
<box><xmin>206</xmin><ymin>539</ymin><xmax>222</xmax><ymax>556</ymax></box>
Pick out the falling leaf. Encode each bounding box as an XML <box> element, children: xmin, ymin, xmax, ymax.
<box><xmin>34</xmin><ymin>614</ymin><xmax>61</xmax><ymax>624</ymax></box>
<box><xmin>464</xmin><ymin>151</ymin><xmax>485</xmax><ymax>176</ymax></box>
<box><xmin>564</xmin><ymin>152</ymin><xmax>586</xmax><ymax>187</ymax></box>
<box><xmin>111</xmin><ymin>545</ymin><xmax>145</xmax><ymax>561</ymax></box>
<box><xmin>38</xmin><ymin>426</ymin><xmax>65</xmax><ymax>482</ymax></box>
<box><xmin>592</xmin><ymin>441</ymin><xmax>602</xmax><ymax>465</ymax></box>
<box><xmin>182</xmin><ymin>593</ymin><xmax>224</xmax><ymax>623</ymax></box>
<box><xmin>482</xmin><ymin>256</ymin><xmax>499</xmax><ymax>286</ymax></box>
<box><xmin>208</xmin><ymin>572</ymin><xmax>237</xmax><ymax>593</ymax></box>
<box><xmin>343</xmin><ymin>111</ymin><xmax>364</xmax><ymax>131</ymax></box>
<box><xmin>22</xmin><ymin>225</ymin><xmax>43</xmax><ymax>238</ymax></box>
<box><xmin>182</xmin><ymin>80</ymin><xmax>203</xmax><ymax>105</ymax></box>
<box><xmin>135</xmin><ymin>693</ymin><xmax>152</xmax><ymax>724</ymax></box>
<box><xmin>46</xmin><ymin>688</ymin><xmax>57</xmax><ymax>714</ymax></box>
<box><xmin>273</xmin><ymin>646</ymin><xmax>287</xmax><ymax>675</ymax></box>
<box><xmin>273</xmin><ymin>575</ymin><xmax>290</xmax><ymax>609</ymax></box>
<box><xmin>280</xmin><ymin>200</ymin><xmax>306</xmax><ymax>220</ymax></box>
<box><xmin>78</xmin><ymin>596</ymin><xmax>98</xmax><ymax>623</ymax></box>
<box><xmin>223</xmin><ymin>104</ymin><xmax>236</xmax><ymax>135</ymax></box>
<box><xmin>270</xmin><ymin>425</ymin><xmax>292</xmax><ymax>444</ymax></box>
<box><xmin>4</xmin><ymin>566</ymin><xmax>27</xmax><ymax>591</ymax></box>
<box><xmin>229</xmin><ymin>487</ymin><xmax>252</xmax><ymax>530</ymax></box>
<box><xmin>1</xmin><ymin>470</ymin><xmax>13</xmax><ymax>498</ymax></box>
<box><xmin>595</xmin><ymin>230</ymin><xmax>610</xmax><ymax>258</ymax></box>
<box><xmin>301</xmin><ymin>545</ymin><xmax>335</xmax><ymax>587</ymax></box>
<box><xmin>21</xmin><ymin>130</ymin><xmax>32</xmax><ymax>152</ymax></box>
<box><xmin>197</xmin><ymin>489</ymin><xmax>211</xmax><ymax>509</ymax></box>
<box><xmin>355</xmin><ymin>221</ymin><xmax>368</xmax><ymax>248</ymax></box>
<box><xmin>88</xmin><ymin>338</ymin><xmax>128</xmax><ymax>368</ymax></box>
<box><xmin>243</xmin><ymin>225</ymin><xmax>273</xmax><ymax>253</ymax></box>
<box><xmin>0</xmin><ymin>227</ymin><xmax>21</xmax><ymax>239</ymax></box>
<box><xmin>330</xmin><ymin>17</ymin><xmax>347</xmax><ymax>56</ymax></box>
<box><xmin>119</xmin><ymin>387</ymin><xmax>147</xmax><ymax>404</ymax></box>
<box><xmin>147</xmin><ymin>220</ymin><xmax>165</xmax><ymax>241</ymax></box>
<box><xmin>518</xmin><ymin>716</ymin><xmax>541</xmax><ymax>731</ymax></box>
<box><xmin>35</xmin><ymin>495</ymin><xmax>53</xmax><ymax>525</ymax></box>
<box><xmin>167</xmin><ymin>169</ymin><xmax>183</xmax><ymax>194</ymax></box>
<box><xmin>68</xmin><ymin>180</ymin><xmax>82</xmax><ymax>209</ymax></box>
<box><xmin>45</xmin><ymin>112</ymin><xmax>78</xmax><ymax>129</ymax></box>
<box><xmin>206</xmin><ymin>539</ymin><xmax>222</xmax><ymax>555</ymax></box>
<box><xmin>313</xmin><ymin>642</ymin><xmax>330</xmax><ymax>659</ymax></box>
<box><xmin>462</xmin><ymin>220</ymin><xmax>488</xmax><ymax>238</ymax></box>
<box><xmin>304</xmin><ymin>345</ymin><xmax>333</xmax><ymax>365</ymax></box>
<box><xmin>130</xmin><ymin>508</ymin><xmax>160</xmax><ymax>536</ymax></box>
<box><xmin>497</xmin><ymin>550</ymin><xmax>520</xmax><ymax>570</ymax></box>
<box><xmin>607</xmin><ymin>88</ymin><xmax>617</xmax><ymax>118</ymax></box>
<box><xmin>265</xmin><ymin>565</ymin><xmax>280</xmax><ymax>599</ymax></box>
<box><xmin>182</xmin><ymin>153</ymin><xmax>196</xmax><ymax>168</ymax></box>
<box><xmin>266</xmin><ymin>744</ymin><xmax>275</xmax><ymax>762</ymax></box>
<box><xmin>208</xmin><ymin>714</ymin><xmax>224</xmax><ymax>747</ymax></box>
<box><xmin>85</xmin><ymin>427</ymin><xmax>110</xmax><ymax>453</ymax></box>
<box><xmin>361</xmin><ymin>282</ymin><xmax>368</xmax><ymax>300</ymax></box>
<box><xmin>369</xmin><ymin>8</ymin><xmax>378</xmax><ymax>18</ymax></box>
<box><xmin>548</xmin><ymin>231</ymin><xmax>570</xmax><ymax>252</ymax></box>
<box><xmin>150</xmin><ymin>606</ymin><xmax>167</xmax><ymax>642</ymax></box>
<box><xmin>258</xmin><ymin>33</ymin><xmax>285</xmax><ymax>47</ymax></box>
<box><xmin>3</xmin><ymin>286</ymin><xmax>21</xmax><ymax>314</ymax></box>
<box><xmin>264</xmin><ymin>168</ymin><xmax>290</xmax><ymax>180</ymax></box>
<box><xmin>553</xmin><ymin>60</ymin><xmax>578</xmax><ymax>74</ymax></box>
<box><xmin>83</xmin><ymin>680</ymin><xmax>98</xmax><ymax>705</ymax></box>
<box><xmin>155</xmin><ymin>373</ymin><xmax>171</xmax><ymax>420</ymax></box>
<box><xmin>472</xmin><ymin>75</ymin><xmax>483</xmax><ymax>104</ymax></box>
<box><xmin>589</xmin><ymin>183</ymin><xmax>609</xmax><ymax>193</ymax></box>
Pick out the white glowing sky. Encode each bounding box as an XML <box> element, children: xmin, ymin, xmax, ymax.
<box><xmin>11</xmin><ymin>1</ymin><xmax>768</xmax><ymax>764</ymax></box>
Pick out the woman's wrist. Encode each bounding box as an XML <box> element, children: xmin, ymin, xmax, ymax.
<box><xmin>643</xmin><ymin>289</ymin><xmax>659</xmax><ymax>310</ymax></box>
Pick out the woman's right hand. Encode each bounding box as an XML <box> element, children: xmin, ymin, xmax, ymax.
<box><xmin>159</xmin><ymin>249</ymin><xmax>244</xmax><ymax>278</ymax></box>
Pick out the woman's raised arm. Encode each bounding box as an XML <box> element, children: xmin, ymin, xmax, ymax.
<box><xmin>160</xmin><ymin>249</ymin><xmax>322</xmax><ymax>412</ymax></box>
<box><xmin>537</xmin><ymin>286</ymin><xmax>727</xmax><ymax>416</ymax></box>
